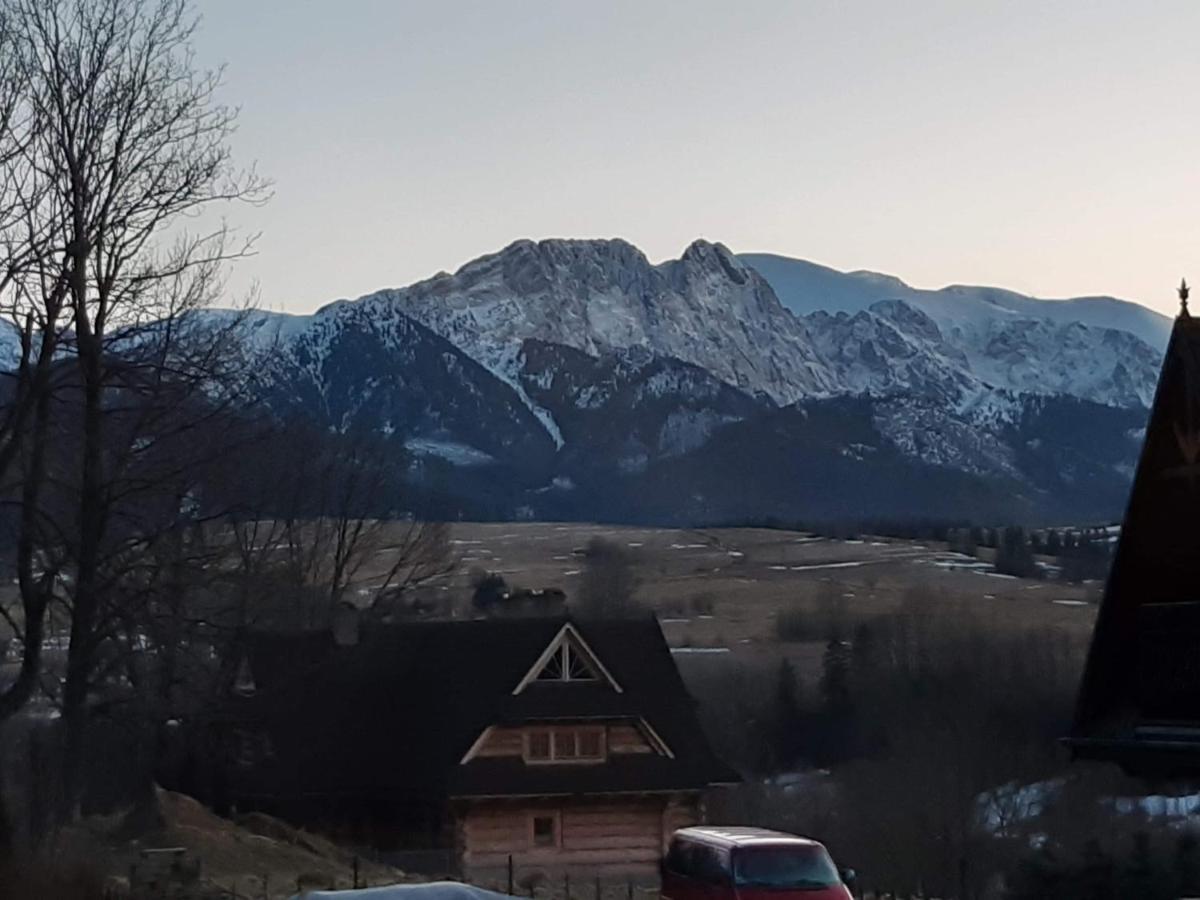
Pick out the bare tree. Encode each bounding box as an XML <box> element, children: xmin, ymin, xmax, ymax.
<box><xmin>211</xmin><ymin>423</ymin><xmax>453</xmax><ymax>631</ymax></box>
<box><xmin>0</xmin><ymin>0</ymin><xmax>268</xmax><ymax>822</ymax></box>
<box><xmin>575</xmin><ymin>536</ymin><xmax>641</xmax><ymax>618</ymax></box>
<box><xmin>0</xmin><ymin>0</ymin><xmax>71</xmax><ymax>729</ymax></box>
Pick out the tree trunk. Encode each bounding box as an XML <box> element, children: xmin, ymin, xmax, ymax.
<box><xmin>60</xmin><ymin>272</ymin><xmax>105</xmax><ymax>821</ymax></box>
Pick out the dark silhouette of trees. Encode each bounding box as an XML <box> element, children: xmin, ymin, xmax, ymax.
<box><xmin>471</xmin><ymin>570</ymin><xmax>510</xmax><ymax>611</ymax></box>
<box><xmin>770</xmin><ymin>658</ymin><xmax>804</xmax><ymax>769</ymax></box>
<box><xmin>0</xmin><ymin>0</ymin><xmax>268</xmax><ymax>835</ymax></box>
<box><xmin>575</xmin><ymin>536</ymin><xmax>641</xmax><ymax>618</ymax></box>
<box><xmin>994</xmin><ymin>525</ymin><xmax>1040</xmax><ymax>578</ymax></box>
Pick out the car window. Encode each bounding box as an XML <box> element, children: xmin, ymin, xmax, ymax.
<box><xmin>732</xmin><ymin>845</ymin><xmax>841</xmax><ymax>889</ymax></box>
<box><xmin>694</xmin><ymin>846</ymin><xmax>731</xmax><ymax>885</ymax></box>
<box><xmin>665</xmin><ymin>840</ymin><xmax>692</xmax><ymax>877</ymax></box>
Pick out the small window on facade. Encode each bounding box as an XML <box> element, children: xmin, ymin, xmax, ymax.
<box><xmin>553</xmin><ymin>729</ymin><xmax>578</xmax><ymax>759</ymax></box>
<box><xmin>526</xmin><ymin>726</ymin><xmax>607</xmax><ymax>763</ymax></box>
<box><xmin>527</xmin><ymin>730</ymin><xmax>551</xmax><ymax>761</ymax></box>
<box><xmin>532</xmin><ymin>814</ymin><xmax>558</xmax><ymax>848</ymax></box>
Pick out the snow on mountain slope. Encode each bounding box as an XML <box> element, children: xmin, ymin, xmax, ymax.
<box><xmin>341</xmin><ymin>238</ymin><xmax>1160</xmax><ymax>414</ymax></box>
<box><xmin>516</xmin><ymin>339</ymin><xmax>762</xmax><ymax>475</ymax></box>
<box><xmin>157</xmin><ymin>237</ymin><xmax>1157</xmax><ymax>522</ymax></box>
<box><xmin>255</xmin><ymin>301</ymin><xmax>556</xmax><ymax>467</ymax></box>
<box><xmin>349</xmin><ymin>238</ymin><xmax>838</xmax><ymax>407</ymax></box>
<box><xmin>741</xmin><ymin>252</ymin><xmax>1165</xmax><ymax>408</ymax></box>
<box><xmin>740</xmin><ymin>252</ymin><xmax>1172</xmax><ymax>351</ymax></box>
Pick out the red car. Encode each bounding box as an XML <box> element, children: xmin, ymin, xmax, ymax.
<box><xmin>661</xmin><ymin>827</ymin><xmax>855</xmax><ymax>900</ymax></box>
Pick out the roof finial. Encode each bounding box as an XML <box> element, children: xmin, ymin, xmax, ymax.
<box><xmin>1181</xmin><ymin>278</ymin><xmax>1191</xmax><ymax>318</ymax></box>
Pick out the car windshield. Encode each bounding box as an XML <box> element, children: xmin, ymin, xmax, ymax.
<box><xmin>732</xmin><ymin>845</ymin><xmax>841</xmax><ymax>890</ymax></box>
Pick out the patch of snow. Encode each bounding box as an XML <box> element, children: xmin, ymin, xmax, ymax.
<box><xmin>405</xmin><ymin>438</ymin><xmax>495</xmax><ymax>467</ymax></box>
<box><xmin>789</xmin><ymin>561</ymin><xmax>867</xmax><ymax>571</ymax></box>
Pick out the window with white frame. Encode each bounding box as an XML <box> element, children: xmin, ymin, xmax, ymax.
<box><xmin>534</xmin><ymin>635</ymin><xmax>599</xmax><ymax>683</ymax></box>
<box><xmin>524</xmin><ymin>726</ymin><xmax>606</xmax><ymax>764</ymax></box>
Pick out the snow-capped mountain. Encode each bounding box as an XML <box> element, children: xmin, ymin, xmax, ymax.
<box><xmin>741</xmin><ymin>252</ymin><xmax>1172</xmax><ymax>349</ymax></box>
<box><xmin>356</xmin><ymin>239</ymin><xmax>838</xmax><ymax>415</ymax></box>
<box><xmin>338</xmin><ymin>238</ymin><xmax>1163</xmax><ymax>415</ymax></box>
<box><xmin>218</xmin><ymin>237</ymin><xmax>1165</xmax><ymax>523</ymax></box>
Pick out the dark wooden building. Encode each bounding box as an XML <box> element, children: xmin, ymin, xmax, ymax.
<box><xmin>192</xmin><ymin>614</ymin><xmax>736</xmax><ymax>881</ymax></box>
<box><xmin>1069</xmin><ymin>290</ymin><xmax>1200</xmax><ymax>776</ymax></box>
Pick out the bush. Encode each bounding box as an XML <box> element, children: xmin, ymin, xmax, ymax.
<box><xmin>470</xmin><ymin>569</ymin><xmax>509</xmax><ymax>611</ymax></box>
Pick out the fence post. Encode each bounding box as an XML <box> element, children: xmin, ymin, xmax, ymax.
<box><xmin>508</xmin><ymin>855</ymin><xmax>515</xmax><ymax>895</ymax></box>
<box><xmin>353</xmin><ymin>855</ymin><xmax>361</xmax><ymax>888</ymax></box>
<box><xmin>565</xmin><ymin>871</ymin><xmax>571</xmax><ymax>900</ymax></box>
<box><xmin>595</xmin><ymin>874</ymin><xmax>601</xmax><ymax>900</ymax></box>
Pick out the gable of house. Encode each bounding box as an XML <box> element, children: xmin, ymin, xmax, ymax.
<box><xmin>220</xmin><ymin>615</ymin><xmax>735</xmax><ymax>808</ymax></box>
<box><xmin>1070</xmin><ymin>307</ymin><xmax>1200</xmax><ymax>774</ymax></box>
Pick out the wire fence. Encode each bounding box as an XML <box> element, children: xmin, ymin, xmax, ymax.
<box><xmin>118</xmin><ymin>848</ymin><xmax>928</xmax><ymax>900</ymax></box>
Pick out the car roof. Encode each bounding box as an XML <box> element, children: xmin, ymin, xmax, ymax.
<box><xmin>671</xmin><ymin>826</ymin><xmax>823</xmax><ymax>849</ymax></box>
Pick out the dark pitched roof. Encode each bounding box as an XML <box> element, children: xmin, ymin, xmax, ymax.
<box><xmin>1069</xmin><ymin>312</ymin><xmax>1200</xmax><ymax>774</ymax></box>
<box><xmin>229</xmin><ymin>614</ymin><xmax>735</xmax><ymax>801</ymax></box>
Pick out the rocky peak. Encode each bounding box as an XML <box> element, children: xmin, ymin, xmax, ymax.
<box><xmin>675</xmin><ymin>238</ymin><xmax>751</xmax><ymax>286</ymax></box>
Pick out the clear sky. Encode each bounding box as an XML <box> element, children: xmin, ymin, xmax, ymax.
<box><xmin>192</xmin><ymin>0</ymin><xmax>1200</xmax><ymax>317</ymax></box>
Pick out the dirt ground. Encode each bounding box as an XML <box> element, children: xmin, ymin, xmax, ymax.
<box><xmin>56</xmin><ymin>788</ymin><xmax>407</xmax><ymax>898</ymax></box>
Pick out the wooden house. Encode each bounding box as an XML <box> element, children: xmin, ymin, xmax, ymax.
<box><xmin>189</xmin><ymin>614</ymin><xmax>737</xmax><ymax>882</ymax></box>
<box><xmin>1068</xmin><ymin>288</ymin><xmax>1200</xmax><ymax>776</ymax></box>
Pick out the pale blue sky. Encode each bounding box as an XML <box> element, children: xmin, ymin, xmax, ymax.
<box><xmin>193</xmin><ymin>1</ymin><xmax>1200</xmax><ymax>316</ymax></box>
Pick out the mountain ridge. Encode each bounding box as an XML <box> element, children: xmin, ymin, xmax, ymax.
<box><xmin>740</xmin><ymin>251</ymin><xmax>1171</xmax><ymax>349</ymax></box>
<box><xmin>193</xmin><ymin>236</ymin><xmax>1164</xmax><ymax>524</ymax></box>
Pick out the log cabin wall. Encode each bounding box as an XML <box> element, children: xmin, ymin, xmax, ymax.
<box><xmin>460</xmin><ymin>794</ymin><xmax>701</xmax><ymax>885</ymax></box>
<box><xmin>661</xmin><ymin>795</ymin><xmax>701</xmax><ymax>850</ymax></box>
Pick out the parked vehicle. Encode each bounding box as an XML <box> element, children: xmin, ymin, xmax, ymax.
<box><xmin>661</xmin><ymin>827</ymin><xmax>855</xmax><ymax>900</ymax></box>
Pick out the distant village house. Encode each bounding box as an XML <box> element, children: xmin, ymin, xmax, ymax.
<box><xmin>178</xmin><ymin>615</ymin><xmax>736</xmax><ymax>884</ymax></box>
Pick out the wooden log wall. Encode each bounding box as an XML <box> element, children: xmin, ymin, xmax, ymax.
<box><xmin>462</xmin><ymin>798</ymin><xmax>670</xmax><ymax>880</ymax></box>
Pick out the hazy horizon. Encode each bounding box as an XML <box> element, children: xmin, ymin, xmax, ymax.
<box><xmin>193</xmin><ymin>1</ymin><xmax>1200</xmax><ymax>317</ymax></box>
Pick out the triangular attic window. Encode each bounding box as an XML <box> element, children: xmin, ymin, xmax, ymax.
<box><xmin>513</xmin><ymin>624</ymin><xmax>623</xmax><ymax>694</ymax></box>
<box><xmin>535</xmin><ymin>633</ymin><xmax>599</xmax><ymax>683</ymax></box>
